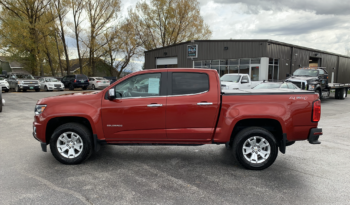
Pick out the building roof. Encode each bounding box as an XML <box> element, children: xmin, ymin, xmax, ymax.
<box><xmin>144</xmin><ymin>39</ymin><xmax>350</xmax><ymax>59</ymax></box>
<box><xmin>0</xmin><ymin>56</ymin><xmax>24</xmax><ymax>68</ymax></box>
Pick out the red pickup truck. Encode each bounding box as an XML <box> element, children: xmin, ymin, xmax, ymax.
<box><xmin>33</xmin><ymin>69</ymin><xmax>322</xmax><ymax>170</ymax></box>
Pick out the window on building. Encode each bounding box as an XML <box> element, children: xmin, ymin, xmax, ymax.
<box><xmin>240</xmin><ymin>58</ymin><xmax>250</xmax><ymax>64</ymax></box>
<box><xmin>251</xmin><ymin>66</ymin><xmax>259</xmax><ymax>81</ymax></box>
<box><xmin>268</xmin><ymin>58</ymin><xmax>279</xmax><ymax>82</ymax></box>
<box><xmin>251</xmin><ymin>58</ymin><xmax>261</xmax><ymax>64</ymax></box>
<box><xmin>239</xmin><ymin>65</ymin><xmax>249</xmax><ymax>74</ymax></box>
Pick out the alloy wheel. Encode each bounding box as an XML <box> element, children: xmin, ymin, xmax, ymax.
<box><xmin>56</xmin><ymin>132</ymin><xmax>84</xmax><ymax>159</ymax></box>
<box><xmin>242</xmin><ymin>136</ymin><xmax>271</xmax><ymax>164</ymax></box>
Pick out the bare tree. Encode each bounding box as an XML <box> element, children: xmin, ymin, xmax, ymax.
<box><xmin>84</xmin><ymin>0</ymin><xmax>121</xmax><ymax>76</ymax></box>
<box><xmin>71</xmin><ymin>0</ymin><xmax>85</xmax><ymax>74</ymax></box>
<box><xmin>53</xmin><ymin>0</ymin><xmax>70</xmax><ymax>74</ymax></box>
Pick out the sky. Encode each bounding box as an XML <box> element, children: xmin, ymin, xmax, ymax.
<box><xmin>67</xmin><ymin>0</ymin><xmax>350</xmax><ymax>71</ymax></box>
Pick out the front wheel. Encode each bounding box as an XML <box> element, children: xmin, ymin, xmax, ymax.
<box><xmin>232</xmin><ymin>127</ymin><xmax>278</xmax><ymax>170</ymax></box>
<box><xmin>15</xmin><ymin>85</ymin><xmax>20</xmax><ymax>92</ymax></box>
<box><xmin>50</xmin><ymin>123</ymin><xmax>92</xmax><ymax>165</ymax></box>
<box><xmin>69</xmin><ymin>84</ymin><xmax>74</xmax><ymax>90</ymax></box>
<box><xmin>92</xmin><ymin>84</ymin><xmax>95</xmax><ymax>90</ymax></box>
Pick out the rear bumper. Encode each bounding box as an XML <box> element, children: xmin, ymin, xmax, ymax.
<box><xmin>74</xmin><ymin>83</ymin><xmax>89</xmax><ymax>88</ymax></box>
<box><xmin>308</xmin><ymin>127</ymin><xmax>322</xmax><ymax>144</ymax></box>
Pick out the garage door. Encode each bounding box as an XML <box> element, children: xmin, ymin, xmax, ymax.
<box><xmin>156</xmin><ymin>57</ymin><xmax>178</xmax><ymax>68</ymax></box>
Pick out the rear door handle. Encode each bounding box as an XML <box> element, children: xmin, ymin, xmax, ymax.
<box><xmin>197</xmin><ymin>102</ymin><xmax>213</xmax><ymax>106</ymax></box>
<box><xmin>147</xmin><ymin>104</ymin><xmax>163</xmax><ymax>107</ymax></box>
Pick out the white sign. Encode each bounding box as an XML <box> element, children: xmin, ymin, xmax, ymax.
<box><xmin>148</xmin><ymin>78</ymin><xmax>160</xmax><ymax>94</ymax></box>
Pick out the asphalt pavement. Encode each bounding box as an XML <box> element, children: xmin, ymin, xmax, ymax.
<box><xmin>0</xmin><ymin>89</ymin><xmax>350</xmax><ymax>205</ymax></box>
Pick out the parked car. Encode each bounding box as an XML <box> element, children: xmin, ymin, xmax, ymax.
<box><xmin>7</xmin><ymin>73</ymin><xmax>40</xmax><ymax>92</ymax></box>
<box><xmin>253</xmin><ymin>82</ymin><xmax>301</xmax><ymax>90</ymax></box>
<box><xmin>33</xmin><ymin>68</ymin><xmax>322</xmax><ymax>170</ymax></box>
<box><xmin>61</xmin><ymin>74</ymin><xmax>89</xmax><ymax>90</ymax></box>
<box><xmin>220</xmin><ymin>74</ymin><xmax>262</xmax><ymax>90</ymax></box>
<box><xmin>88</xmin><ymin>77</ymin><xmax>110</xmax><ymax>90</ymax></box>
<box><xmin>0</xmin><ymin>76</ymin><xmax>10</xmax><ymax>92</ymax></box>
<box><xmin>38</xmin><ymin>77</ymin><xmax>65</xmax><ymax>91</ymax></box>
<box><xmin>104</xmin><ymin>76</ymin><xmax>117</xmax><ymax>85</ymax></box>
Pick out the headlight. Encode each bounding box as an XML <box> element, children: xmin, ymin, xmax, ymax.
<box><xmin>35</xmin><ymin>105</ymin><xmax>47</xmax><ymax>115</ymax></box>
<box><xmin>4</xmin><ymin>82</ymin><xmax>9</xmax><ymax>86</ymax></box>
<box><xmin>308</xmin><ymin>85</ymin><xmax>315</xmax><ymax>90</ymax></box>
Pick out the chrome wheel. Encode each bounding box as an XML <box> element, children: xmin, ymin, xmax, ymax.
<box><xmin>242</xmin><ymin>136</ymin><xmax>271</xmax><ymax>164</ymax></box>
<box><xmin>15</xmin><ymin>86</ymin><xmax>19</xmax><ymax>92</ymax></box>
<box><xmin>56</xmin><ymin>132</ymin><xmax>83</xmax><ymax>159</ymax></box>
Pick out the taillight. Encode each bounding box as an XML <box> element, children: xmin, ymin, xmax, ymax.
<box><xmin>312</xmin><ymin>100</ymin><xmax>321</xmax><ymax>122</ymax></box>
<box><xmin>74</xmin><ymin>79</ymin><xmax>76</xmax><ymax>83</ymax></box>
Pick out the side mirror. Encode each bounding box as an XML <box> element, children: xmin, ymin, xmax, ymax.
<box><xmin>241</xmin><ymin>79</ymin><xmax>248</xmax><ymax>83</ymax></box>
<box><xmin>108</xmin><ymin>88</ymin><xmax>116</xmax><ymax>100</ymax></box>
<box><xmin>286</xmin><ymin>73</ymin><xmax>290</xmax><ymax>78</ymax></box>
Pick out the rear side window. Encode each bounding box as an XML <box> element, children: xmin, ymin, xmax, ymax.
<box><xmin>77</xmin><ymin>74</ymin><xmax>87</xmax><ymax>80</ymax></box>
<box><xmin>172</xmin><ymin>73</ymin><xmax>209</xmax><ymax>95</ymax></box>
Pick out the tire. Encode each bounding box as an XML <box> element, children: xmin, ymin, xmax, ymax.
<box><xmin>50</xmin><ymin>123</ymin><xmax>93</xmax><ymax>165</ymax></box>
<box><xmin>44</xmin><ymin>86</ymin><xmax>48</xmax><ymax>92</ymax></box>
<box><xmin>15</xmin><ymin>85</ymin><xmax>20</xmax><ymax>92</ymax></box>
<box><xmin>0</xmin><ymin>90</ymin><xmax>2</xmax><ymax>112</ymax></box>
<box><xmin>339</xmin><ymin>88</ymin><xmax>346</xmax><ymax>100</ymax></box>
<box><xmin>316</xmin><ymin>89</ymin><xmax>322</xmax><ymax>100</ymax></box>
<box><xmin>225</xmin><ymin>141</ymin><xmax>232</xmax><ymax>150</ymax></box>
<box><xmin>92</xmin><ymin>84</ymin><xmax>95</xmax><ymax>90</ymax></box>
<box><xmin>82</xmin><ymin>86</ymin><xmax>87</xmax><ymax>90</ymax></box>
<box><xmin>69</xmin><ymin>84</ymin><xmax>74</xmax><ymax>90</ymax></box>
<box><xmin>232</xmin><ymin>127</ymin><xmax>278</xmax><ymax>170</ymax></box>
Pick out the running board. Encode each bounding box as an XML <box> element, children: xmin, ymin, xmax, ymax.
<box><xmin>108</xmin><ymin>143</ymin><xmax>205</xmax><ymax>146</ymax></box>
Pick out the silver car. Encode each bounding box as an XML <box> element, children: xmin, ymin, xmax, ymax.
<box><xmin>38</xmin><ymin>77</ymin><xmax>65</xmax><ymax>91</ymax></box>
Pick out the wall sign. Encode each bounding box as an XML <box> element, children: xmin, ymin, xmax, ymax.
<box><xmin>187</xmin><ymin>45</ymin><xmax>198</xmax><ymax>58</ymax></box>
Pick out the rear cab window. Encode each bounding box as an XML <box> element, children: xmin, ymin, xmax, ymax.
<box><xmin>171</xmin><ymin>72</ymin><xmax>209</xmax><ymax>95</ymax></box>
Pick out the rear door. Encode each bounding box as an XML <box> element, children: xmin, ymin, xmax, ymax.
<box><xmin>166</xmin><ymin>71</ymin><xmax>220</xmax><ymax>141</ymax></box>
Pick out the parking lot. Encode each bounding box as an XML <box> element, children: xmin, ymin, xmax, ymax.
<box><xmin>1</xmin><ymin>89</ymin><xmax>350</xmax><ymax>205</ymax></box>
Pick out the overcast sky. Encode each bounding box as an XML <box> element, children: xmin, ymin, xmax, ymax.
<box><xmin>68</xmin><ymin>0</ymin><xmax>350</xmax><ymax>71</ymax></box>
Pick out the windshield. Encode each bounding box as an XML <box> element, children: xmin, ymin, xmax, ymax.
<box><xmin>293</xmin><ymin>69</ymin><xmax>318</xmax><ymax>77</ymax></box>
<box><xmin>46</xmin><ymin>78</ymin><xmax>59</xmax><ymax>82</ymax></box>
<box><xmin>253</xmin><ymin>83</ymin><xmax>281</xmax><ymax>89</ymax></box>
<box><xmin>15</xmin><ymin>74</ymin><xmax>35</xmax><ymax>79</ymax></box>
<box><xmin>220</xmin><ymin>75</ymin><xmax>241</xmax><ymax>83</ymax></box>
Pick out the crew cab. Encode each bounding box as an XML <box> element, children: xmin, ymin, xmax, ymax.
<box><xmin>220</xmin><ymin>74</ymin><xmax>261</xmax><ymax>90</ymax></box>
<box><xmin>33</xmin><ymin>69</ymin><xmax>322</xmax><ymax>170</ymax></box>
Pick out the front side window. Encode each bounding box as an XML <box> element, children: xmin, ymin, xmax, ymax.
<box><xmin>172</xmin><ymin>72</ymin><xmax>209</xmax><ymax>95</ymax></box>
<box><xmin>242</xmin><ymin>76</ymin><xmax>249</xmax><ymax>82</ymax></box>
<box><xmin>114</xmin><ymin>73</ymin><xmax>161</xmax><ymax>98</ymax></box>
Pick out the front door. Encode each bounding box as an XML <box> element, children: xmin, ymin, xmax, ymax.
<box><xmin>101</xmin><ymin>72</ymin><xmax>167</xmax><ymax>142</ymax></box>
<box><xmin>166</xmin><ymin>71</ymin><xmax>220</xmax><ymax>141</ymax></box>
<box><xmin>240</xmin><ymin>75</ymin><xmax>251</xmax><ymax>89</ymax></box>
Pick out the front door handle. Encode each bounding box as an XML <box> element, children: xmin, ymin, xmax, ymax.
<box><xmin>197</xmin><ymin>102</ymin><xmax>213</xmax><ymax>106</ymax></box>
<box><xmin>147</xmin><ymin>104</ymin><xmax>163</xmax><ymax>107</ymax></box>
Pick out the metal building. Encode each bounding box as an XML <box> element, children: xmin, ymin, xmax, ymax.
<box><xmin>144</xmin><ymin>39</ymin><xmax>350</xmax><ymax>83</ymax></box>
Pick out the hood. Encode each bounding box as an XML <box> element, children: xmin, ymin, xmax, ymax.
<box><xmin>221</xmin><ymin>81</ymin><xmax>239</xmax><ymax>86</ymax></box>
<box><xmin>37</xmin><ymin>91</ymin><xmax>101</xmax><ymax>104</ymax></box>
<box><xmin>17</xmin><ymin>78</ymin><xmax>40</xmax><ymax>82</ymax></box>
<box><xmin>286</xmin><ymin>76</ymin><xmax>317</xmax><ymax>82</ymax></box>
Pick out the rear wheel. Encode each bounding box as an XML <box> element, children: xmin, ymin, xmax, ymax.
<box><xmin>44</xmin><ymin>86</ymin><xmax>48</xmax><ymax>92</ymax></box>
<box><xmin>232</xmin><ymin>127</ymin><xmax>278</xmax><ymax>170</ymax></box>
<box><xmin>69</xmin><ymin>84</ymin><xmax>74</xmax><ymax>90</ymax></box>
<box><xmin>82</xmin><ymin>86</ymin><xmax>87</xmax><ymax>90</ymax></box>
<box><xmin>50</xmin><ymin>123</ymin><xmax>92</xmax><ymax>165</ymax></box>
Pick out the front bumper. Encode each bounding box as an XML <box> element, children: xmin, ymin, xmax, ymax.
<box><xmin>20</xmin><ymin>85</ymin><xmax>40</xmax><ymax>90</ymax></box>
<box><xmin>308</xmin><ymin>127</ymin><xmax>322</xmax><ymax>144</ymax></box>
<box><xmin>1</xmin><ymin>85</ymin><xmax>9</xmax><ymax>90</ymax></box>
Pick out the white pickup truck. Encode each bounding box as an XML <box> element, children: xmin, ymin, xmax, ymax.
<box><xmin>220</xmin><ymin>74</ymin><xmax>262</xmax><ymax>90</ymax></box>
